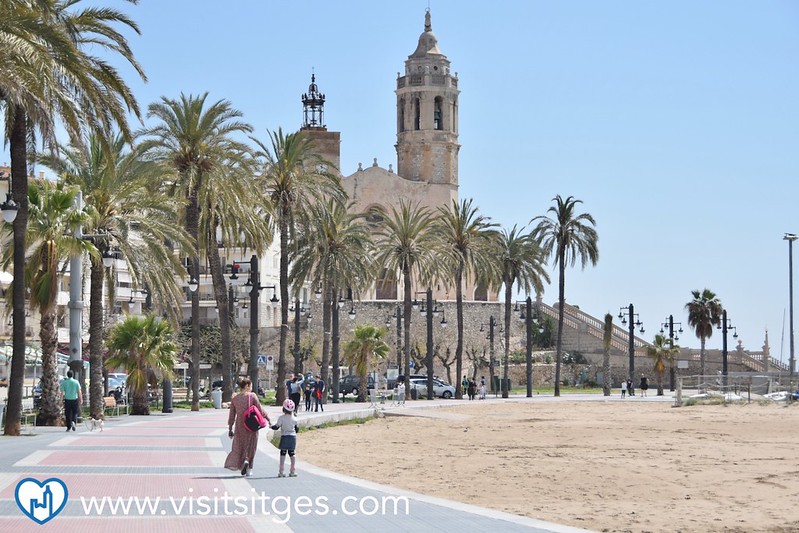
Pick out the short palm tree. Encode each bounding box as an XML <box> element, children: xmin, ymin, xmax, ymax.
<box><xmin>291</xmin><ymin>199</ymin><xmax>373</xmax><ymax>403</ymax></box>
<box><xmin>646</xmin><ymin>333</ymin><xmax>679</xmax><ymax>396</ymax></box>
<box><xmin>17</xmin><ymin>180</ymin><xmax>93</xmax><ymax>425</ymax></box>
<box><xmin>106</xmin><ymin>314</ymin><xmax>177</xmax><ymax>415</ymax></box>
<box><xmin>343</xmin><ymin>324</ymin><xmax>390</xmax><ymax>402</ymax></box>
<box><xmin>137</xmin><ymin>93</ymin><xmax>254</xmax><ymax>409</ymax></box>
<box><xmin>496</xmin><ymin>225</ymin><xmax>549</xmax><ymax>398</ymax></box>
<box><xmin>685</xmin><ymin>288</ymin><xmax>723</xmax><ymax>378</ymax></box>
<box><xmin>40</xmin><ymin>133</ymin><xmax>191</xmax><ymax>419</ymax></box>
<box><xmin>374</xmin><ymin>200</ymin><xmax>436</xmax><ymax>398</ymax></box>
<box><xmin>255</xmin><ymin>128</ymin><xmax>345</xmax><ymax>405</ymax></box>
<box><xmin>433</xmin><ymin>198</ymin><xmax>498</xmax><ymax>399</ymax></box>
<box><xmin>532</xmin><ymin>195</ymin><xmax>599</xmax><ymax>397</ymax></box>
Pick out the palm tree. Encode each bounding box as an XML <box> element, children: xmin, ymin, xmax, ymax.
<box><xmin>432</xmin><ymin>199</ymin><xmax>498</xmax><ymax>399</ymax></box>
<box><xmin>532</xmin><ymin>195</ymin><xmax>599</xmax><ymax>397</ymax></box>
<box><xmin>137</xmin><ymin>93</ymin><xmax>254</xmax><ymax>409</ymax></box>
<box><xmin>496</xmin><ymin>225</ymin><xmax>549</xmax><ymax>398</ymax></box>
<box><xmin>343</xmin><ymin>324</ymin><xmax>390</xmax><ymax>402</ymax></box>
<box><xmin>646</xmin><ymin>333</ymin><xmax>679</xmax><ymax>396</ymax></box>
<box><xmin>106</xmin><ymin>314</ymin><xmax>177</xmax><ymax>415</ymax></box>
<box><xmin>19</xmin><ymin>180</ymin><xmax>93</xmax><ymax>425</ymax></box>
<box><xmin>1</xmin><ymin>0</ymin><xmax>144</xmax><ymax>435</ymax></box>
<box><xmin>685</xmin><ymin>288</ymin><xmax>723</xmax><ymax>379</ymax></box>
<box><xmin>291</xmin><ymin>199</ymin><xmax>373</xmax><ymax>404</ymax></box>
<box><xmin>40</xmin><ymin>133</ymin><xmax>191</xmax><ymax>419</ymax></box>
<box><xmin>255</xmin><ymin>128</ymin><xmax>345</xmax><ymax>405</ymax></box>
<box><xmin>602</xmin><ymin>313</ymin><xmax>613</xmax><ymax>396</ymax></box>
<box><xmin>374</xmin><ymin>200</ymin><xmax>436</xmax><ymax>398</ymax></box>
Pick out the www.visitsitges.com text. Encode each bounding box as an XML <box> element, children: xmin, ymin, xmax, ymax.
<box><xmin>79</xmin><ymin>490</ymin><xmax>411</xmax><ymax>524</ymax></box>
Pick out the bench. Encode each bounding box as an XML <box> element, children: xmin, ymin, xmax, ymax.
<box><xmin>103</xmin><ymin>396</ymin><xmax>128</xmax><ymax>417</ymax></box>
<box><xmin>172</xmin><ymin>387</ymin><xmax>189</xmax><ymax>402</ymax></box>
<box><xmin>21</xmin><ymin>397</ymin><xmax>36</xmax><ymax>433</ymax></box>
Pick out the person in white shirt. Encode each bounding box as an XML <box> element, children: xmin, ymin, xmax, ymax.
<box><xmin>396</xmin><ymin>382</ymin><xmax>406</xmax><ymax>405</ymax></box>
<box><xmin>271</xmin><ymin>399</ymin><xmax>299</xmax><ymax>477</ymax></box>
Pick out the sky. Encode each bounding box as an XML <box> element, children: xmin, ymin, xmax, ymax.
<box><xmin>4</xmin><ymin>1</ymin><xmax>799</xmax><ymax>357</ymax></box>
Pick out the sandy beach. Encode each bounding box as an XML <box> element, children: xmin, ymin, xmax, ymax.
<box><xmin>300</xmin><ymin>398</ymin><xmax>799</xmax><ymax>532</ymax></box>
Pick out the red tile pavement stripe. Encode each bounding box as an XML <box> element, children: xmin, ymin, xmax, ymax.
<box><xmin>38</xmin><ymin>450</ymin><xmax>214</xmax><ymax>467</ymax></box>
<box><xmin>0</xmin><ymin>474</ymin><xmax>228</xmax><ymax>498</ymax></box>
<box><xmin>60</xmin><ymin>437</ymin><xmax>208</xmax><ymax>447</ymax></box>
<box><xmin>105</xmin><ymin>427</ymin><xmax>221</xmax><ymax>436</ymax></box>
<box><xmin>0</xmin><ymin>517</ymin><xmax>254</xmax><ymax>533</ymax></box>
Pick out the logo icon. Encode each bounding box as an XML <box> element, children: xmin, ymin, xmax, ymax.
<box><xmin>15</xmin><ymin>477</ymin><xmax>68</xmax><ymax>525</ymax></box>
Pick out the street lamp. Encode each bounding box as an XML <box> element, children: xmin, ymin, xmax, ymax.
<box><xmin>717</xmin><ymin>309</ymin><xmax>737</xmax><ymax>387</ymax></box>
<box><xmin>785</xmin><ymin>233</ymin><xmax>798</xmax><ymax>380</ymax></box>
<box><xmin>518</xmin><ymin>297</ymin><xmax>544</xmax><ymax>397</ymax></box>
<box><xmin>480</xmin><ymin>316</ymin><xmax>503</xmax><ymax>396</ymax></box>
<box><xmin>290</xmin><ymin>299</ymin><xmax>308</xmax><ymax>375</ymax></box>
<box><xmin>660</xmin><ymin>315</ymin><xmax>683</xmax><ymax>391</ymax></box>
<box><xmin>0</xmin><ymin>171</ymin><xmax>17</xmax><ymax>223</ymax></box>
<box><xmin>619</xmin><ymin>304</ymin><xmax>645</xmax><ymax>396</ymax></box>
<box><xmin>413</xmin><ymin>289</ymin><xmax>435</xmax><ymax>400</ymax></box>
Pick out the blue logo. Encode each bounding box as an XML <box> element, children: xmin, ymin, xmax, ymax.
<box><xmin>15</xmin><ymin>477</ymin><xmax>68</xmax><ymax>525</ymax></box>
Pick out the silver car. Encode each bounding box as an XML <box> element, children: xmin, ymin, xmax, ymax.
<box><xmin>409</xmin><ymin>377</ymin><xmax>455</xmax><ymax>399</ymax></box>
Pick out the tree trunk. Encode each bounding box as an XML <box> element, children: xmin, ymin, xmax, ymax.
<box><xmin>554</xmin><ymin>248</ymin><xmax>566</xmax><ymax>397</ymax></box>
<box><xmin>187</xmin><ymin>188</ymin><xmax>201</xmax><ymax>411</ymax></box>
<box><xmin>402</xmin><ymin>266</ymin><xmax>412</xmax><ymax>398</ymax></box>
<box><xmin>206</xmin><ymin>220</ymin><xmax>233</xmax><ymax>402</ymax></box>
<box><xmin>700</xmin><ymin>337</ymin><xmax>706</xmax><ymax>379</ymax></box>
<box><xmin>89</xmin><ymin>255</ymin><xmax>105</xmax><ymax>419</ymax></box>
<box><xmin>657</xmin><ymin>370</ymin><xmax>664</xmax><ymax>396</ymax></box>
<box><xmin>276</xmin><ymin>212</ymin><xmax>290</xmax><ymax>406</ymax></box>
<box><xmin>502</xmin><ymin>281</ymin><xmax>512</xmax><ymax>398</ymax></box>
<box><xmin>38</xmin><ymin>310</ymin><xmax>62</xmax><ymax>426</ymax></box>
<box><xmin>454</xmin><ymin>265</ymin><xmax>464</xmax><ymax>399</ymax></box>
<box><xmin>331</xmin><ymin>291</ymin><xmax>341</xmax><ymax>403</ymax></box>
<box><xmin>132</xmin><ymin>382</ymin><xmax>149</xmax><ymax>415</ymax></box>
<box><xmin>4</xmin><ymin>108</ymin><xmax>29</xmax><ymax>436</ymax></box>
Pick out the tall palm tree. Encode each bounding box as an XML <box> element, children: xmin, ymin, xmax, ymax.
<box><xmin>685</xmin><ymin>288</ymin><xmax>722</xmax><ymax>379</ymax></box>
<box><xmin>496</xmin><ymin>225</ymin><xmax>549</xmax><ymax>398</ymax></box>
<box><xmin>291</xmin><ymin>199</ymin><xmax>373</xmax><ymax>404</ymax></box>
<box><xmin>432</xmin><ymin>198</ymin><xmax>498</xmax><ymax>399</ymax></box>
<box><xmin>106</xmin><ymin>314</ymin><xmax>177</xmax><ymax>415</ymax></box>
<box><xmin>19</xmin><ymin>180</ymin><xmax>93</xmax><ymax>425</ymax></box>
<box><xmin>374</xmin><ymin>200</ymin><xmax>436</xmax><ymax>398</ymax></box>
<box><xmin>343</xmin><ymin>324</ymin><xmax>390</xmax><ymax>402</ymax></box>
<box><xmin>137</xmin><ymin>93</ymin><xmax>254</xmax><ymax>409</ymax></box>
<box><xmin>602</xmin><ymin>313</ymin><xmax>613</xmax><ymax>396</ymax></box>
<box><xmin>646</xmin><ymin>333</ymin><xmax>679</xmax><ymax>396</ymax></box>
<box><xmin>532</xmin><ymin>195</ymin><xmax>599</xmax><ymax>397</ymax></box>
<box><xmin>1</xmin><ymin>0</ymin><xmax>144</xmax><ymax>436</ymax></box>
<box><xmin>254</xmin><ymin>128</ymin><xmax>345</xmax><ymax>405</ymax></box>
<box><xmin>40</xmin><ymin>134</ymin><xmax>191</xmax><ymax>419</ymax></box>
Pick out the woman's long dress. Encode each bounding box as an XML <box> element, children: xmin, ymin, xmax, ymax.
<box><xmin>224</xmin><ymin>392</ymin><xmax>266</xmax><ymax>471</ymax></box>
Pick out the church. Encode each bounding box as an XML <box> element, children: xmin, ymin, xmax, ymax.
<box><xmin>299</xmin><ymin>10</ymin><xmax>488</xmax><ymax>302</ymax></box>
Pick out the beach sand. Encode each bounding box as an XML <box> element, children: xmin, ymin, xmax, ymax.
<box><xmin>300</xmin><ymin>398</ymin><xmax>799</xmax><ymax>532</ymax></box>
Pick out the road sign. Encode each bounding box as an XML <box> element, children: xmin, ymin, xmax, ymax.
<box><xmin>257</xmin><ymin>355</ymin><xmax>267</xmax><ymax>367</ymax></box>
<box><xmin>409</xmin><ymin>360</ymin><xmax>414</xmax><ymax>369</ymax></box>
<box><xmin>265</xmin><ymin>355</ymin><xmax>274</xmax><ymax>370</ymax></box>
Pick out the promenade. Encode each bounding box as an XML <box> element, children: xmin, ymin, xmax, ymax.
<box><xmin>0</xmin><ymin>394</ymin><xmax>671</xmax><ymax>532</ymax></box>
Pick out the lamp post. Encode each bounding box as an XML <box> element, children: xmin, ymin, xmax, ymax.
<box><xmin>785</xmin><ymin>233</ymin><xmax>798</xmax><ymax>380</ymax></box>
<box><xmin>659</xmin><ymin>315</ymin><xmax>683</xmax><ymax>391</ymax></box>
<box><xmin>717</xmin><ymin>309</ymin><xmax>737</xmax><ymax>387</ymax></box>
<box><xmin>412</xmin><ymin>289</ymin><xmax>438</xmax><ymax>400</ymax></box>
<box><xmin>480</xmin><ymin>316</ymin><xmax>501</xmax><ymax>396</ymax></box>
<box><xmin>619</xmin><ymin>304</ymin><xmax>644</xmax><ymax>396</ymax></box>
<box><xmin>517</xmin><ymin>297</ymin><xmax>544</xmax><ymax>397</ymax></box>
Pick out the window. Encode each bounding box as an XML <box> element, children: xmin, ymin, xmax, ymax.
<box><xmin>473</xmin><ymin>284</ymin><xmax>488</xmax><ymax>301</ymax></box>
<box><xmin>376</xmin><ymin>269</ymin><xmax>397</xmax><ymax>300</ymax></box>
<box><xmin>434</xmin><ymin>97</ymin><xmax>443</xmax><ymax>130</ymax></box>
<box><xmin>414</xmin><ymin>98</ymin><xmax>421</xmax><ymax>130</ymax></box>
<box><xmin>399</xmin><ymin>98</ymin><xmax>405</xmax><ymax>132</ymax></box>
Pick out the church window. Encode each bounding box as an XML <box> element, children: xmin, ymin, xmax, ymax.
<box><xmin>434</xmin><ymin>97</ymin><xmax>443</xmax><ymax>130</ymax></box>
<box><xmin>414</xmin><ymin>98</ymin><xmax>420</xmax><ymax>130</ymax></box>
<box><xmin>399</xmin><ymin>98</ymin><xmax>405</xmax><ymax>132</ymax></box>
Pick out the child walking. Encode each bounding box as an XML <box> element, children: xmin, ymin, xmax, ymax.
<box><xmin>271</xmin><ymin>399</ymin><xmax>299</xmax><ymax>477</ymax></box>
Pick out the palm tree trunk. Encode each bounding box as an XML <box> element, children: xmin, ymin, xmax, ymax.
<box><xmin>89</xmin><ymin>255</ymin><xmax>105</xmax><ymax>419</ymax></box>
<box><xmin>700</xmin><ymin>337</ymin><xmax>706</xmax><ymax>379</ymax></box>
<box><xmin>276</xmin><ymin>213</ymin><xmax>290</xmax><ymax>406</ymax></box>
<box><xmin>502</xmin><ymin>281</ymin><xmax>512</xmax><ymax>399</ymax></box>
<box><xmin>4</xmin><ymin>108</ymin><xmax>29</xmax><ymax>436</ymax></box>
<box><xmin>554</xmin><ymin>248</ymin><xmax>566</xmax><ymax>397</ymax></box>
<box><xmin>132</xmin><ymin>384</ymin><xmax>149</xmax><ymax>415</ymax></box>
<box><xmin>187</xmin><ymin>190</ymin><xmax>200</xmax><ymax>411</ymax></box>
<box><xmin>657</xmin><ymin>371</ymin><xmax>664</xmax><ymax>396</ymax></box>
<box><xmin>454</xmin><ymin>266</ymin><xmax>464</xmax><ymax>400</ymax></box>
<box><xmin>38</xmin><ymin>311</ymin><xmax>62</xmax><ymax>426</ymax></box>
<box><xmin>206</xmin><ymin>221</ymin><xmax>233</xmax><ymax>402</ymax></box>
<box><xmin>320</xmin><ymin>282</ymin><xmax>331</xmax><ymax>401</ymax></box>
<box><xmin>331</xmin><ymin>292</ymin><xmax>341</xmax><ymax>403</ymax></box>
<box><xmin>403</xmin><ymin>266</ymin><xmax>412</xmax><ymax>396</ymax></box>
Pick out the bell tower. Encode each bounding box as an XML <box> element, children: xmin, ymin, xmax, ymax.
<box><xmin>300</xmin><ymin>72</ymin><xmax>341</xmax><ymax>174</ymax></box>
<box><xmin>395</xmin><ymin>9</ymin><xmax>460</xmax><ymax>185</ymax></box>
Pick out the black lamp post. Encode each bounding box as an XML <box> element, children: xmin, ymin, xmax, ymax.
<box><xmin>517</xmin><ymin>297</ymin><xmax>544</xmax><ymax>397</ymax></box>
<box><xmin>480</xmin><ymin>316</ymin><xmax>503</xmax><ymax>396</ymax></box>
<box><xmin>619</xmin><ymin>304</ymin><xmax>644</xmax><ymax>396</ymax></box>
<box><xmin>410</xmin><ymin>289</ymin><xmax>437</xmax><ymax>399</ymax></box>
<box><xmin>660</xmin><ymin>315</ymin><xmax>683</xmax><ymax>391</ymax></box>
<box><xmin>785</xmin><ymin>233</ymin><xmax>797</xmax><ymax>380</ymax></box>
<box><xmin>290</xmin><ymin>298</ymin><xmax>307</xmax><ymax>375</ymax></box>
<box><xmin>717</xmin><ymin>309</ymin><xmax>737</xmax><ymax>387</ymax></box>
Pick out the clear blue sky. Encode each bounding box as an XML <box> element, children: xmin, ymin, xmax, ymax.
<box><xmin>6</xmin><ymin>1</ymin><xmax>799</xmax><ymax>355</ymax></box>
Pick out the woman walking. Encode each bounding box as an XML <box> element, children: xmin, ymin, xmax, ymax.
<box><xmin>225</xmin><ymin>378</ymin><xmax>271</xmax><ymax>476</ymax></box>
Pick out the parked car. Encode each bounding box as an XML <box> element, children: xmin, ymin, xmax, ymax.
<box><xmin>409</xmin><ymin>377</ymin><xmax>455</xmax><ymax>399</ymax></box>
<box><xmin>338</xmin><ymin>374</ymin><xmax>375</xmax><ymax>396</ymax></box>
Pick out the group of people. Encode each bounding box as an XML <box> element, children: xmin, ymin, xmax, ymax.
<box><xmin>620</xmin><ymin>375</ymin><xmax>649</xmax><ymax>398</ymax></box>
<box><xmin>462</xmin><ymin>375</ymin><xmax>487</xmax><ymax>400</ymax></box>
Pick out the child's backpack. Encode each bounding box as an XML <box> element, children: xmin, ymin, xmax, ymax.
<box><xmin>243</xmin><ymin>393</ymin><xmax>266</xmax><ymax>432</ymax></box>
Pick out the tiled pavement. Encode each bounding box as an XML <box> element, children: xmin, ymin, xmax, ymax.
<box><xmin>0</xmin><ymin>394</ymin><xmax>671</xmax><ymax>532</ymax></box>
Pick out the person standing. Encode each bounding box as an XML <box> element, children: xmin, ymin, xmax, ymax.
<box><xmin>271</xmin><ymin>399</ymin><xmax>299</xmax><ymax>477</ymax></box>
<box><xmin>396</xmin><ymin>381</ymin><xmax>406</xmax><ymax>406</ymax></box>
<box><xmin>467</xmin><ymin>378</ymin><xmax>476</xmax><ymax>400</ymax></box>
<box><xmin>60</xmin><ymin>370</ymin><xmax>82</xmax><ymax>431</ymax></box>
<box><xmin>479</xmin><ymin>376</ymin><xmax>487</xmax><ymax>400</ymax></box>
<box><xmin>289</xmin><ymin>374</ymin><xmax>303</xmax><ymax>415</ymax></box>
<box><xmin>627</xmin><ymin>378</ymin><xmax>635</xmax><ymax>397</ymax></box>
<box><xmin>461</xmin><ymin>375</ymin><xmax>469</xmax><ymax>398</ymax></box>
<box><xmin>225</xmin><ymin>378</ymin><xmax>271</xmax><ymax>476</ymax></box>
<box><xmin>639</xmin><ymin>374</ymin><xmax>649</xmax><ymax>397</ymax></box>
<box><xmin>303</xmin><ymin>377</ymin><xmax>314</xmax><ymax>412</ymax></box>
<box><xmin>620</xmin><ymin>379</ymin><xmax>627</xmax><ymax>398</ymax></box>
<box><xmin>313</xmin><ymin>375</ymin><xmax>325</xmax><ymax>412</ymax></box>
